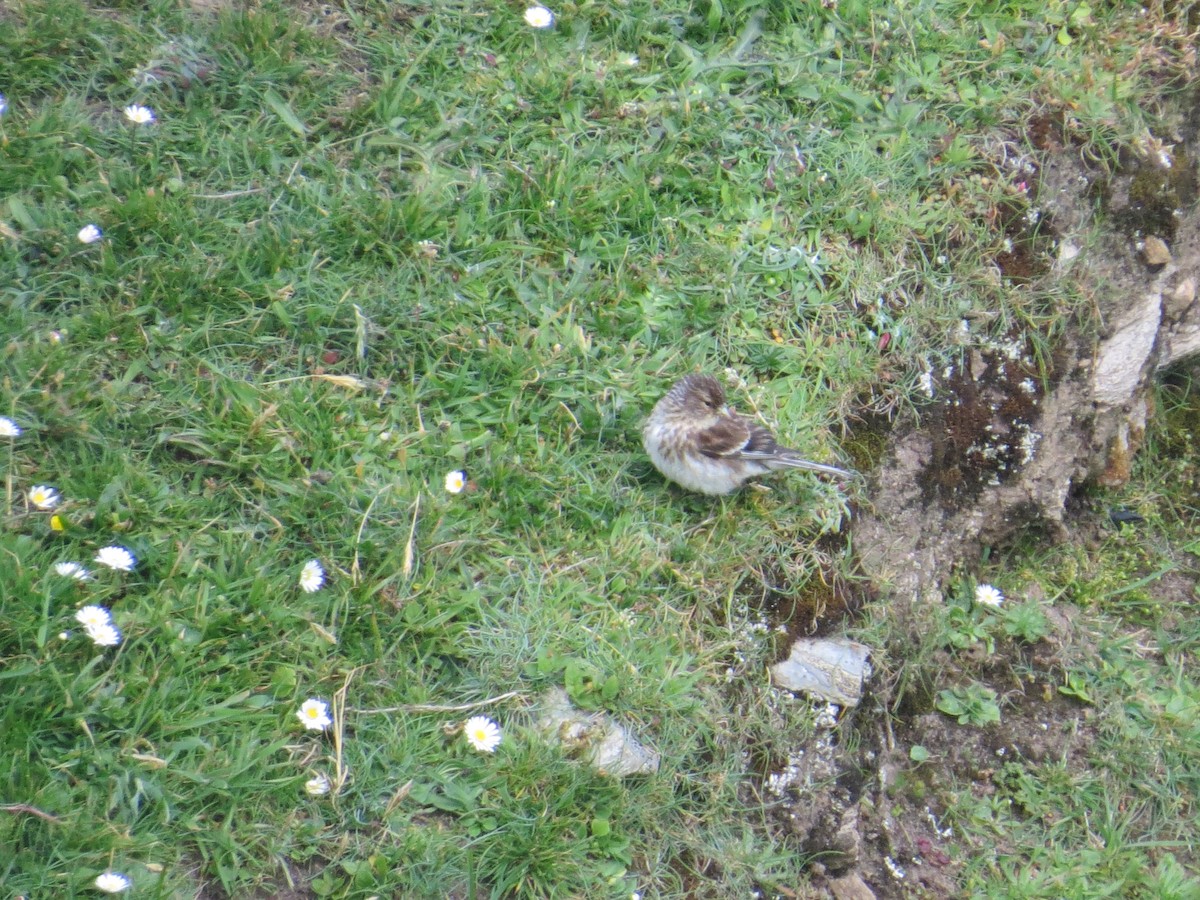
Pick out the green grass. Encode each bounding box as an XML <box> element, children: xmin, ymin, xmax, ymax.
<box><xmin>2</xmin><ymin>0</ymin><xmax>1198</xmax><ymax>896</ymax></box>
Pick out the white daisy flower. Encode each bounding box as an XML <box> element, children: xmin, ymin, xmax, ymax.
<box><xmin>299</xmin><ymin>559</ymin><xmax>325</xmax><ymax>593</ymax></box>
<box><xmin>297</xmin><ymin>697</ymin><xmax>332</xmax><ymax>731</ymax></box>
<box><xmin>0</xmin><ymin>93</ymin><xmax>7</xmax><ymax>116</ymax></box>
<box><xmin>88</xmin><ymin>622</ymin><xmax>123</xmax><ymax>647</ymax></box>
<box><xmin>444</xmin><ymin>470</ymin><xmax>467</xmax><ymax>494</ymax></box>
<box><xmin>75</xmin><ymin>606</ymin><xmax>112</xmax><ymax>630</ymax></box>
<box><xmin>56</xmin><ymin>561</ymin><xmax>92</xmax><ymax>581</ymax></box>
<box><xmin>463</xmin><ymin>715</ymin><xmax>502</xmax><ymax>753</ymax></box>
<box><xmin>27</xmin><ymin>484</ymin><xmax>60</xmax><ymax>510</ymax></box>
<box><xmin>974</xmin><ymin>583</ymin><xmax>1004</xmax><ymax>608</ymax></box>
<box><xmin>305</xmin><ymin>773</ymin><xmax>331</xmax><ymax>795</ymax></box>
<box><xmin>123</xmin><ymin>103</ymin><xmax>156</xmax><ymax>124</ymax></box>
<box><xmin>94</xmin><ymin>871</ymin><xmax>132</xmax><ymax>893</ymax></box>
<box><xmin>95</xmin><ymin>545</ymin><xmax>136</xmax><ymax>571</ymax></box>
<box><xmin>524</xmin><ymin>5</ymin><xmax>555</xmax><ymax>28</ymax></box>
<box><xmin>77</xmin><ymin>224</ymin><xmax>103</xmax><ymax>244</ymax></box>
<box><xmin>0</xmin><ymin>416</ymin><xmax>19</xmax><ymax>438</ymax></box>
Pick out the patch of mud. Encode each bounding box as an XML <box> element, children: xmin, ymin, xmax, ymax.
<box><xmin>853</xmin><ymin>95</ymin><xmax>1200</xmax><ymax>607</ymax></box>
<box><xmin>186</xmin><ymin>856</ymin><xmax>317</xmax><ymax>900</ymax></box>
<box><xmin>920</xmin><ymin>332</ymin><xmax>1044</xmax><ymax>503</ymax></box>
<box><xmin>757</xmin><ymin>644</ymin><xmax>1096</xmax><ymax>899</ymax></box>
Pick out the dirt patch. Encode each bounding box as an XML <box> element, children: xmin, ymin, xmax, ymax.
<box><xmin>186</xmin><ymin>856</ymin><xmax>317</xmax><ymax>900</ymax></box>
<box><xmin>757</xmin><ymin>636</ymin><xmax>1098</xmax><ymax>899</ymax></box>
<box><xmin>755</xmin><ymin>83</ymin><xmax>1200</xmax><ymax>895</ymax></box>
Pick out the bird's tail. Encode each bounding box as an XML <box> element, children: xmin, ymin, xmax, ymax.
<box><xmin>773</xmin><ymin>453</ymin><xmax>854</xmax><ymax>479</ymax></box>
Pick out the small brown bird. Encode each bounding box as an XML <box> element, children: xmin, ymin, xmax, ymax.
<box><xmin>643</xmin><ymin>374</ymin><xmax>852</xmax><ymax>495</ymax></box>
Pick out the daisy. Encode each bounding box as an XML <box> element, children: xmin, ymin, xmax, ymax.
<box><xmin>28</xmin><ymin>484</ymin><xmax>60</xmax><ymax>510</ymax></box>
<box><xmin>95</xmin><ymin>545</ymin><xmax>136</xmax><ymax>571</ymax></box>
<box><xmin>77</xmin><ymin>224</ymin><xmax>103</xmax><ymax>244</ymax></box>
<box><xmin>56</xmin><ymin>561</ymin><xmax>92</xmax><ymax>581</ymax></box>
<box><xmin>463</xmin><ymin>715</ymin><xmax>502</xmax><ymax>753</ymax></box>
<box><xmin>974</xmin><ymin>583</ymin><xmax>1004</xmax><ymax>608</ymax></box>
<box><xmin>0</xmin><ymin>416</ymin><xmax>22</xmax><ymax>438</ymax></box>
<box><xmin>88</xmin><ymin>622</ymin><xmax>123</xmax><ymax>647</ymax></box>
<box><xmin>75</xmin><ymin>606</ymin><xmax>112</xmax><ymax>630</ymax></box>
<box><xmin>444</xmin><ymin>470</ymin><xmax>467</xmax><ymax>494</ymax></box>
<box><xmin>297</xmin><ymin>697</ymin><xmax>332</xmax><ymax>732</ymax></box>
<box><xmin>0</xmin><ymin>93</ymin><xmax>7</xmax><ymax>116</ymax></box>
<box><xmin>524</xmin><ymin>5</ymin><xmax>554</xmax><ymax>28</ymax></box>
<box><xmin>94</xmin><ymin>871</ymin><xmax>132</xmax><ymax>893</ymax></box>
<box><xmin>305</xmin><ymin>773</ymin><xmax>331</xmax><ymax>795</ymax></box>
<box><xmin>299</xmin><ymin>559</ymin><xmax>325</xmax><ymax>593</ymax></box>
<box><xmin>123</xmin><ymin>103</ymin><xmax>155</xmax><ymax>124</ymax></box>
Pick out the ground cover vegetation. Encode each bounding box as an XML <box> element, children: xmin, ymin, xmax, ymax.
<box><xmin>1</xmin><ymin>0</ymin><xmax>1198</xmax><ymax>896</ymax></box>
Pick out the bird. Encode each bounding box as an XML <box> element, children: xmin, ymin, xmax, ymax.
<box><xmin>642</xmin><ymin>373</ymin><xmax>852</xmax><ymax>495</ymax></box>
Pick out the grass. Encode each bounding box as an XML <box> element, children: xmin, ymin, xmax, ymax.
<box><xmin>1</xmin><ymin>0</ymin><xmax>1198</xmax><ymax>897</ymax></box>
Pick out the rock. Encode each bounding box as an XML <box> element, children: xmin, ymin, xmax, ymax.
<box><xmin>1166</xmin><ymin>277</ymin><xmax>1196</xmax><ymax>316</ymax></box>
<box><xmin>771</xmin><ymin>638</ymin><xmax>872</xmax><ymax>706</ymax></box>
<box><xmin>1057</xmin><ymin>239</ymin><xmax>1081</xmax><ymax>263</ymax></box>
<box><xmin>828</xmin><ymin>872</ymin><xmax>877</xmax><ymax>900</ymax></box>
<box><xmin>1092</xmin><ymin>291</ymin><xmax>1161</xmax><ymax>408</ymax></box>
<box><xmin>534</xmin><ymin>688</ymin><xmax>659</xmax><ymax>776</ymax></box>
<box><xmin>830</xmin><ymin>806</ymin><xmax>863</xmax><ymax>865</ymax></box>
<box><xmin>1140</xmin><ymin>235</ymin><xmax>1171</xmax><ymax>268</ymax></box>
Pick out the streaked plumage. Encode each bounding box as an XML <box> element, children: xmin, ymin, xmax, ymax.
<box><xmin>643</xmin><ymin>374</ymin><xmax>851</xmax><ymax>495</ymax></box>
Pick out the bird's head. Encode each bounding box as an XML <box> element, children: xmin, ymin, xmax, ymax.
<box><xmin>671</xmin><ymin>374</ymin><xmax>730</xmax><ymax>424</ymax></box>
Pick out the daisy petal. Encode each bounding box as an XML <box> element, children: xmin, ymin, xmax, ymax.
<box><xmin>75</xmin><ymin>605</ymin><xmax>112</xmax><ymax>630</ymax></box>
<box><xmin>297</xmin><ymin>697</ymin><xmax>332</xmax><ymax>731</ymax></box>
<box><xmin>974</xmin><ymin>584</ymin><xmax>1004</xmax><ymax>608</ymax></box>
<box><xmin>55</xmin><ymin>561</ymin><xmax>91</xmax><ymax>581</ymax></box>
<box><xmin>77</xmin><ymin>224</ymin><xmax>103</xmax><ymax>244</ymax></box>
<box><xmin>95</xmin><ymin>545</ymin><xmax>136</xmax><ymax>571</ymax></box>
<box><xmin>464</xmin><ymin>715</ymin><xmax>502</xmax><ymax>753</ymax></box>
<box><xmin>94</xmin><ymin>872</ymin><xmax>132</xmax><ymax>893</ymax></box>
<box><xmin>299</xmin><ymin>559</ymin><xmax>325</xmax><ymax>593</ymax></box>
<box><xmin>123</xmin><ymin>103</ymin><xmax>156</xmax><ymax>124</ymax></box>
<box><xmin>444</xmin><ymin>470</ymin><xmax>467</xmax><ymax>494</ymax></box>
<box><xmin>28</xmin><ymin>484</ymin><xmax>60</xmax><ymax>510</ymax></box>
<box><xmin>305</xmin><ymin>773</ymin><xmax>331</xmax><ymax>795</ymax></box>
<box><xmin>524</xmin><ymin>5</ymin><xmax>555</xmax><ymax>28</ymax></box>
<box><xmin>88</xmin><ymin>622</ymin><xmax>123</xmax><ymax>647</ymax></box>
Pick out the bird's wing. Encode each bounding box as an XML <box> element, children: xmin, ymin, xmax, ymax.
<box><xmin>696</xmin><ymin>415</ymin><xmax>775</xmax><ymax>459</ymax></box>
<box><xmin>737</xmin><ymin>421</ymin><xmax>786</xmax><ymax>459</ymax></box>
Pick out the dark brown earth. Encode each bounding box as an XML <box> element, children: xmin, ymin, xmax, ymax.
<box><xmin>759</xmin><ymin>93</ymin><xmax>1200</xmax><ymax>899</ymax></box>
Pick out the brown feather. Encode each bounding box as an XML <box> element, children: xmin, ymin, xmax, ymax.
<box><xmin>696</xmin><ymin>415</ymin><xmax>754</xmax><ymax>459</ymax></box>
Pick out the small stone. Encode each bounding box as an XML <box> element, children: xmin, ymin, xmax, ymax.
<box><xmin>1140</xmin><ymin>235</ymin><xmax>1171</xmax><ymax>268</ymax></box>
<box><xmin>535</xmin><ymin>688</ymin><xmax>659</xmax><ymax>776</ymax></box>
<box><xmin>830</xmin><ymin>807</ymin><xmax>863</xmax><ymax>864</ymax></box>
<box><xmin>1166</xmin><ymin>276</ymin><xmax>1195</xmax><ymax>315</ymax></box>
<box><xmin>771</xmin><ymin>638</ymin><xmax>872</xmax><ymax>706</ymax></box>
<box><xmin>829</xmin><ymin>872</ymin><xmax>877</xmax><ymax>900</ymax></box>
